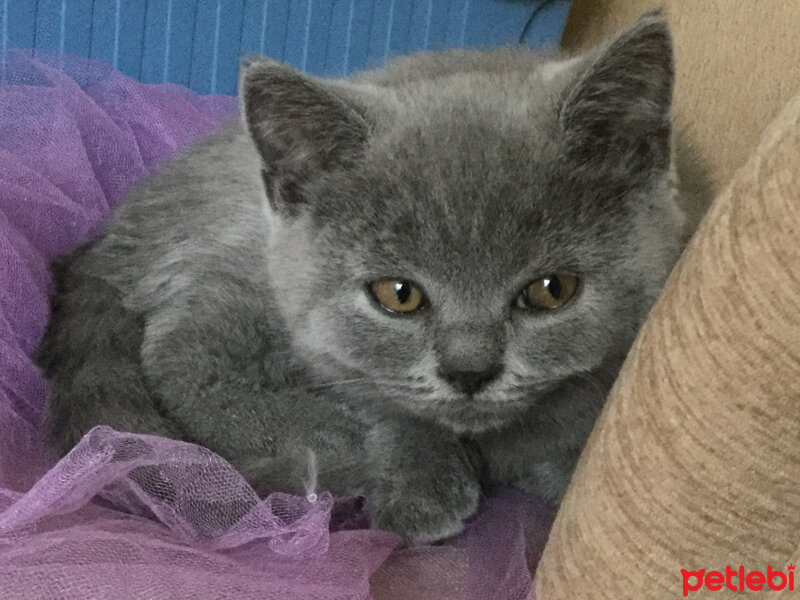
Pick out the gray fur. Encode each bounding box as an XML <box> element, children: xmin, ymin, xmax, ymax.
<box><xmin>38</xmin><ymin>13</ymin><xmax>685</xmax><ymax>544</ymax></box>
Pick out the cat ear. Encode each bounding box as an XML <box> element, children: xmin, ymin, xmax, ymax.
<box><xmin>559</xmin><ymin>12</ymin><xmax>674</xmax><ymax>171</ymax></box>
<box><xmin>240</xmin><ymin>58</ymin><xmax>369</xmax><ymax>213</ymax></box>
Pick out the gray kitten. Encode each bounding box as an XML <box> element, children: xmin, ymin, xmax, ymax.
<box><xmin>38</xmin><ymin>13</ymin><xmax>685</xmax><ymax>544</ymax></box>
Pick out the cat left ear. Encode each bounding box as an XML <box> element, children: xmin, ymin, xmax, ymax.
<box><xmin>240</xmin><ymin>58</ymin><xmax>369</xmax><ymax>214</ymax></box>
<box><xmin>560</xmin><ymin>12</ymin><xmax>674</xmax><ymax>171</ymax></box>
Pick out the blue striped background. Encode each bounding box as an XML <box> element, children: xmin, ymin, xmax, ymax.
<box><xmin>0</xmin><ymin>0</ymin><xmax>570</xmax><ymax>95</ymax></box>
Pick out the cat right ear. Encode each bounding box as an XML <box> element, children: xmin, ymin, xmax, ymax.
<box><xmin>239</xmin><ymin>58</ymin><xmax>369</xmax><ymax>215</ymax></box>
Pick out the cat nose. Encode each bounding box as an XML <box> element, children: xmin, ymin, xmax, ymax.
<box><xmin>437</xmin><ymin>365</ymin><xmax>502</xmax><ymax>395</ymax></box>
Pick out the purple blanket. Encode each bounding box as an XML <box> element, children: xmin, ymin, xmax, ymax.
<box><xmin>0</xmin><ymin>51</ymin><xmax>550</xmax><ymax>599</ymax></box>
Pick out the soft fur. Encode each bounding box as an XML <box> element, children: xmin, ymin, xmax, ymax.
<box><xmin>38</xmin><ymin>13</ymin><xmax>685</xmax><ymax>544</ymax></box>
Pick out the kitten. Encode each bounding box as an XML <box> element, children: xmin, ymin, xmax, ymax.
<box><xmin>38</xmin><ymin>13</ymin><xmax>685</xmax><ymax>544</ymax></box>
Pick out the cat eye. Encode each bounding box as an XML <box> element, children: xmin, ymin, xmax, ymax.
<box><xmin>517</xmin><ymin>273</ymin><xmax>579</xmax><ymax>310</ymax></box>
<box><xmin>370</xmin><ymin>279</ymin><xmax>426</xmax><ymax>314</ymax></box>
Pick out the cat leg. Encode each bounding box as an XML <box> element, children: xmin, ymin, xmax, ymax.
<box><xmin>138</xmin><ymin>300</ymin><xmax>368</xmax><ymax>497</ymax></box>
<box><xmin>476</xmin><ymin>373</ymin><xmax>609</xmax><ymax>506</ymax></box>
<box><xmin>365</xmin><ymin>416</ymin><xmax>481</xmax><ymax>544</ymax></box>
<box><xmin>38</xmin><ymin>271</ymin><xmax>182</xmax><ymax>456</ymax></box>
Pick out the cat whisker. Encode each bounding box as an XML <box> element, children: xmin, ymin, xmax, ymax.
<box><xmin>303</xmin><ymin>378</ymin><xmax>373</xmax><ymax>392</ymax></box>
<box><xmin>306</xmin><ymin>377</ymin><xmax>433</xmax><ymax>395</ymax></box>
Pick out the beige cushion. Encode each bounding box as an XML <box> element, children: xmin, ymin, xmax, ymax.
<box><xmin>534</xmin><ymin>87</ymin><xmax>800</xmax><ymax>598</ymax></box>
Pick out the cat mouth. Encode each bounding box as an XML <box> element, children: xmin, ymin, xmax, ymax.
<box><xmin>431</xmin><ymin>393</ymin><xmax>532</xmax><ymax>434</ymax></box>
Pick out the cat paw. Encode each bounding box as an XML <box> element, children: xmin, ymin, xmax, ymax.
<box><xmin>371</xmin><ymin>471</ymin><xmax>481</xmax><ymax>545</ymax></box>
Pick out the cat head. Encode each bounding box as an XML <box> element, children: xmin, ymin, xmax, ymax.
<box><xmin>240</xmin><ymin>12</ymin><xmax>685</xmax><ymax>433</ymax></box>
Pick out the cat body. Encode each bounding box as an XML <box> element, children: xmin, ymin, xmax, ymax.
<box><xmin>38</xmin><ymin>14</ymin><xmax>685</xmax><ymax>543</ymax></box>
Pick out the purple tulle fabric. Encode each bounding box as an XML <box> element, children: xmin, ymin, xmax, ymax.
<box><xmin>0</xmin><ymin>50</ymin><xmax>551</xmax><ymax>599</ymax></box>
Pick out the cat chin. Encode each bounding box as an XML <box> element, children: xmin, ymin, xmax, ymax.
<box><xmin>432</xmin><ymin>406</ymin><xmax>527</xmax><ymax>436</ymax></box>
<box><xmin>398</xmin><ymin>391</ymin><xmax>540</xmax><ymax>435</ymax></box>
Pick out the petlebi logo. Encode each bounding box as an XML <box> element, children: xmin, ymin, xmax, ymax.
<box><xmin>681</xmin><ymin>564</ymin><xmax>795</xmax><ymax>596</ymax></box>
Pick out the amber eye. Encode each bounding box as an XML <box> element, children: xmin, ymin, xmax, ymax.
<box><xmin>517</xmin><ymin>273</ymin><xmax>579</xmax><ymax>310</ymax></box>
<box><xmin>370</xmin><ymin>279</ymin><xmax>426</xmax><ymax>314</ymax></box>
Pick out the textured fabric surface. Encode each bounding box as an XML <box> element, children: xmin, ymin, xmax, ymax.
<box><xmin>0</xmin><ymin>0</ymin><xmax>571</xmax><ymax>94</ymax></box>
<box><xmin>534</xmin><ymin>90</ymin><xmax>800</xmax><ymax>598</ymax></box>
<box><xmin>0</xmin><ymin>49</ymin><xmax>238</xmax><ymax>494</ymax></box>
<box><xmin>0</xmin><ymin>426</ymin><xmax>396</xmax><ymax>600</ymax></box>
<box><xmin>0</xmin><ymin>51</ymin><xmax>551</xmax><ymax>599</ymax></box>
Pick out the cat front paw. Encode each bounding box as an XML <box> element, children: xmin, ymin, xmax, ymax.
<box><xmin>371</xmin><ymin>467</ymin><xmax>481</xmax><ymax>545</ymax></box>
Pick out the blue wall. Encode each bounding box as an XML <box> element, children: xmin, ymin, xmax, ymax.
<box><xmin>0</xmin><ymin>0</ymin><xmax>570</xmax><ymax>95</ymax></box>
